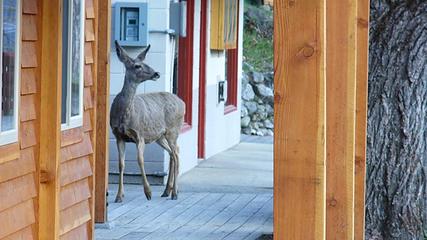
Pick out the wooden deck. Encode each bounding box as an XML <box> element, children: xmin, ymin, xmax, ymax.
<box><xmin>96</xmin><ymin>186</ymin><xmax>272</xmax><ymax>240</ymax></box>
<box><xmin>96</xmin><ymin>140</ymin><xmax>273</xmax><ymax>240</ymax></box>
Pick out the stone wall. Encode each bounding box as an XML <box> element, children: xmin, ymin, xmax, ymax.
<box><xmin>241</xmin><ymin>64</ymin><xmax>274</xmax><ymax>136</ymax></box>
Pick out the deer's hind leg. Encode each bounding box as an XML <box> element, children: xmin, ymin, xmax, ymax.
<box><xmin>115</xmin><ymin>138</ymin><xmax>126</xmax><ymax>203</ymax></box>
<box><xmin>136</xmin><ymin>140</ymin><xmax>152</xmax><ymax>200</ymax></box>
<box><xmin>156</xmin><ymin>137</ymin><xmax>174</xmax><ymax>198</ymax></box>
<box><xmin>166</xmin><ymin>132</ymin><xmax>180</xmax><ymax>200</ymax></box>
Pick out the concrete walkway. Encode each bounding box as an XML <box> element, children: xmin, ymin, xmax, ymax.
<box><xmin>96</xmin><ymin>139</ymin><xmax>273</xmax><ymax>240</ymax></box>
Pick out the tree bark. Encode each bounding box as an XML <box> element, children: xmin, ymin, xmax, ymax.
<box><xmin>367</xmin><ymin>0</ymin><xmax>427</xmax><ymax>239</ymax></box>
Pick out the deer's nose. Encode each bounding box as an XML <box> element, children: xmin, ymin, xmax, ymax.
<box><xmin>152</xmin><ymin>72</ymin><xmax>160</xmax><ymax>80</ymax></box>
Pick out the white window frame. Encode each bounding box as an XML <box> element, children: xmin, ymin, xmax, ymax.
<box><xmin>61</xmin><ymin>0</ymin><xmax>85</xmax><ymax>130</ymax></box>
<box><xmin>0</xmin><ymin>0</ymin><xmax>20</xmax><ymax>145</ymax></box>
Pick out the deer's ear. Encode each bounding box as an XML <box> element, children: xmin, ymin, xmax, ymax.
<box><xmin>136</xmin><ymin>44</ymin><xmax>151</xmax><ymax>62</ymax></box>
<box><xmin>115</xmin><ymin>40</ymin><xmax>131</xmax><ymax>64</ymax></box>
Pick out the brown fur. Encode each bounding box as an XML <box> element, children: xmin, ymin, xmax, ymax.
<box><xmin>111</xmin><ymin>41</ymin><xmax>185</xmax><ymax>202</ymax></box>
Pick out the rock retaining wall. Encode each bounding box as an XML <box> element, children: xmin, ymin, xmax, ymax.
<box><xmin>241</xmin><ymin>64</ymin><xmax>274</xmax><ymax>136</ymax></box>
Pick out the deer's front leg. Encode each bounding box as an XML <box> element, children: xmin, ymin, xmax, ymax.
<box><xmin>136</xmin><ymin>141</ymin><xmax>152</xmax><ymax>200</ymax></box>
<box><xmin>115</xmin><ymin>139</ymin><xmax>126</xmax><ymax>203</ymax></box>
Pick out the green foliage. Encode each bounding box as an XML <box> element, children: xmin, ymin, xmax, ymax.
<box><xmin>243</xmin><ymin>29</ymin><xmax>273</xmax><ymax>72</ymax></box>
<box><xmin>243</xmin><ymin>3</ymin><xmax>273</xmax><ymax>72</ymax></box>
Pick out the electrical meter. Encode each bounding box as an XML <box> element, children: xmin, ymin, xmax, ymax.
<box><xmin>114</xmin><ymin>3</ymin><xmax>148</xmax><ymax>46</ymax></box>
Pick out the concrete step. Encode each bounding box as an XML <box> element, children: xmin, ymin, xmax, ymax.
<box><xmin>109</xmin><ymin>172</ymin><xmax>166</xmax><ymax>186</ymax></box>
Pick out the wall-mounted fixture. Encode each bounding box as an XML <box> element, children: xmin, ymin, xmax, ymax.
<box><xmin>114</xmin><ymin>2</ymin><xmax>149</xmax><ymax>46</ymax></box>
<box><xmin>170</xmin><ymin>0</ymin><xmax>187</xmax><ymax>37</ymax></box>
<box><xmin>218</xmin><ymin>80</ymin><xmax>227</xmax><ymax>103</ymax></box>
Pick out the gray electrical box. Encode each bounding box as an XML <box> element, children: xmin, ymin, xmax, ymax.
<box><xmin>114</xmin><ymin>2</ymin><xmax>149</xmax><ymax>46</ymax></box>
<box><xmin>170</xmin><ymin>0</ymin><xmax>187</xmax><ymax>37</ymax></box>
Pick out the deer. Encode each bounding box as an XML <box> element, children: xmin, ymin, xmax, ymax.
<box><xmin>110</xmin><ymin>41</ymin><xmax>185</xmax><ymax>202</ymax></box>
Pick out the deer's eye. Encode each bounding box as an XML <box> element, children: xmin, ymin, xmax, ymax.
<box><xmin>134</xmin><ymin>65</ymin><xmax>142</xmax><ymax>69</ymax></box>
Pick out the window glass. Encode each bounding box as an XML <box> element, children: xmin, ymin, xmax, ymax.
<box><xmin>172</xmin><ymin>38</ymin><xmax>179</xmax><ymax>94</ymax></box>
<box><xmin>224</xmin><ymin>0</ymin><xmax>237</xmax><ymax>48</ymax></box>
<box><xmin>71</xmin><ymin>0</ymin><xmax>82</xmax><ymax>117</ymax></box>
<box><xmin>61</xmin><ymin>0</ymin><xmax>84</xmax><ymax>128</ymax></box>
<box><xmin>2</xmin><ymin>0</ymin><xmax>17</xmax><ymax>131</ymax></box>
<box><xmin>61</xmin><ymin>0</ymin><xmax>69</xmax><ymax>124</ymax></box>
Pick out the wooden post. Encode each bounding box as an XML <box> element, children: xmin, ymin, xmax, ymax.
<box><xmin>273</xmin><ymin>0</ymin><xmax>326</xmax><ymax>239</ymax></box>
<box><xmin>354</xmin><ymin>0</ymin><xmax>370</xmax><ymax>239</ymax></box>
<box><xmin>325</xmin><ymin>0</ymin><xmax>358</xmax><ymax>239</ymax></box>
<box><xmin>39</xmin><ymin>1</ymin><xmax>62</xmax><ymax>239</ymax></box>
<box><xmin>95</xmin><ymin>0</ymin><xmax>111</xmax><ymax>223</ymax></box>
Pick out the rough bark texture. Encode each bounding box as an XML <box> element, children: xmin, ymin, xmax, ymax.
<box><xmin>367</xmin><ymin>0</ymin><xmax>427</xmax><ymax>239</ymax></box>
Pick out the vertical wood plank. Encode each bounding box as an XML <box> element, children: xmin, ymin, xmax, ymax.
<box><xmin>94</xmin><ymin>0</ymin><xmax>111</xmax><ymax>223</ymax></box>
<box><xmin>325</xmin><ymin>0</ymin><xmax>358</xmax><ymax>239</ymax></box>
<box><xmin>210</xmin><ymin>0</ymin><xmax>225</xmax><ymax>50</ymax></box>
<box><xmin>89</xmin><ymin>0</ymin><xmax>99</xmax><ymax>238</ymax></box>
<box><xmin>355</xmin><ymin>0</ymin><xmax>370</xmax><ymax>239</ymax></box>
<box><xmin>273</xmin><ymin>0</ymin><xmax>326</xmax><ymax>239</ymax></box>
<box><xmin>39</xmin><ymin>1</ymin><xmax>62</xmax><ymax>239</ymax></box>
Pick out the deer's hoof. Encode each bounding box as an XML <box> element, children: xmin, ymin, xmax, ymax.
<box><xmin>161</xmin><ymin>190</ymin><xmax>170</xmax><ymax>198</ymax></box>
<box><xmin>114</xmin><ymin>196</ymin><xmax>123</xmax><ymax>203</ymax></box>
<box><xmin>145</xmin><ymin>191</ymin><xmax>152</xmax><ymax>200</ymax></box>
<box><xmin>171</xmin><ymin>194</ymin><xmax>178</xmax><ymax>200</ymax></box>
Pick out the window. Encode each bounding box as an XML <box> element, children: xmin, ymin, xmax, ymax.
<box><xmin>0</xmin><ymin>0</ymin><xmax>20</xmax><ymax>145</ymax></box>
<box><xmin>224</xmin><ymin>42</ymin><xmax>238</xmax><ymax>114</ymax></box>
<box><xmin>210</xmin><ymin>0</ymin><xmax>238</xmax><ymax>50</ymax></box>
<box><xmin>61</xmin><ymin>0</ymin><xmax>85</xmax><ymax>129</ymax></box>
<box><xmin>173</xmin><ymin>0</ymin><xmax>194</xmax><ymax>131</ymax></box>
<box><xmin>224</xmin><ymin>0</ymin><xmax>240</xmax><ymax>114</ymax></box>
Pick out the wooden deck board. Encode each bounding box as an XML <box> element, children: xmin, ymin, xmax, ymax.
<box><xmin>209</xmin><ymin>194</ymin><xmax>272</xmax><ymax>239</ymax></box>
<box><xmin>167</xmin><ymin>193</ymin><xmax>239</xmax><ymax>239</ymax></box>
<box><xmin>128</xmin><ymin>193</ymin><xmax>198</xmax><ymax>229</ymax></box>
<box><xmin>159</xmin><ymin>193</ymin><xmax>224</xmax><ymax>237</ymax></box>
<box><xmin>223</xmin><ymin>197</ymin><xmax>273</xmax><ymax>240</ymax></box>
<box><xmin>116</xmin><ymin>192</ymin><xmax>194</xmax><ymax>226</ymax></box>
<box><xmin>137</xmin><ymin>193</ymin><xmax>210</xmax><ymax>238</ymax></box>
<box><xmin>96</xmin><ymin>142</ymin><xmax>273</xmax><ymax>240</ymax></box>
<box><xmin>96</xmin><ymin>190</ymin><xmax>273</xmax><ymax>240</ymax></box>
<box><xmin>184</xmin><ymin>194</ymin><xmax>257</xmax><ymax>239</ymax></box>
<box><xmin>108</xmin><ymin>194</ymin><xmax>149</xmax><ymax>220</ymax></box>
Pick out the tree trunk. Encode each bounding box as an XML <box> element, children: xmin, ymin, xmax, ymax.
<box><xmin>367</xmin><ymin>0</ymin><xmax>427</xmax><ymax>239</ymax></box>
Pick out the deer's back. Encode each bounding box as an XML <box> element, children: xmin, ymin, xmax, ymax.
<box><xmin>110</xmin><ymin>92</ymin><xmax>185</xmax><ymax>143</ymax></box>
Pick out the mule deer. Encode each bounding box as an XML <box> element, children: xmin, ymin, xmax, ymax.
<box><xmin>111</xmin><ymin>41</ymin><xmax>185</xmax><ymax>202</ymax></box>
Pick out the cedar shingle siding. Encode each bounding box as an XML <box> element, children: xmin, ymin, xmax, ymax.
<box><xmin>0</xmin><ymin>0</ymin><xmax>99</xmax><ymax>239</ymax></box>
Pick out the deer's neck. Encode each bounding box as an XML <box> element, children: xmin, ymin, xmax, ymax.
<box><xmin>118</xmin><ymin>76</ymin><xmax>138</xmax><ymax>105</ymax></box>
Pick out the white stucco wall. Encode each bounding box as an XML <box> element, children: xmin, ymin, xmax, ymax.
<box><xmin>110</xmin><ymin>0</ymin><xmax>173</xmax><ymax>95</ymax></box>
<box><xmin>109</xmin><ymin>0</ymin><xmax>243</xmax><ymax>178</ymax></box>
<box><xmin>177</xmin><ymin>0</ymin><xmax>200</xmax><ymax>175</ymax></box>
<box><xmin>110</xmin><ymin>0</ymin><xmax>173</xmax><ymax>177</ymax></box>
<box><xmin>203</xmin><ymin>0</ymin><xmax>244</xmax><ymax>159</ymax></box>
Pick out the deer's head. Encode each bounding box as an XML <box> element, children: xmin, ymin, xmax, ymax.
<box><xmin>115</xmin><ymin>40</ymin><xmax>160</xmax><ymax>83</ymax></box>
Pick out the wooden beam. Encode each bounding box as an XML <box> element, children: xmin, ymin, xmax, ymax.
<box><xmin>355</xmin><ymin>0</ymin><xmax>370</xmax><ymax>239</ymax></box>
<box><xmin>273</xmin><ymin>0</ymin><xmax>326</xmax><ymax>239</ymax></box>
<box><xmin>39</xmin><ymin>1</ymin><xmax>62</xmax><ymax>239</ymax></box>
<box><xmin>325</xmin><ymin>0</ymin><xmax>358</xmax><ymax>239</ymax></box>
<box><xmin>95</xmin><ymin>0</ymin><xmax>111</xmax><ymax>223</ymax></box>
